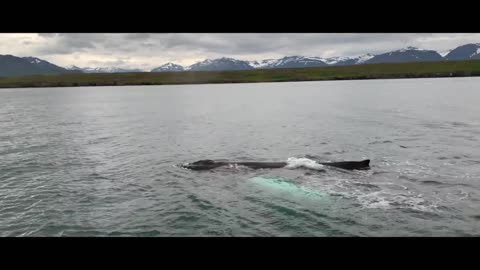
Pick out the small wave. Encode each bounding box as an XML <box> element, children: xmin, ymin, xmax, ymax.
<box><xmin>420</xmin><ymin>180</ymin><xmax>474</xmax><ymax>188</ymax></box>
<box><xmin>57</xmin><ymin>121</ymin><xmax>82</xmax><ymax>127</ymax></box>
<box><xmin>372</xmin><ymin>171</ymin><xmax>391</xmax><ymax>176</ymax></box>
<box><xmin>465</xmin><ymin>160</ymin><xmax>480</xmax><ymax>165</ymax></box>
<box><xmin>451</xmin><ymin>121</ymin><xmax>470</xmax><ymax>128</ymax></box>
<box><xmin>88</xmin><ymin>172</ymin><xmax>109</xmax><ymax>180</ymax></box>
<box><xmin>285</xmin><ymin>157</ymin><xmax>324</xmax><ymax>171</ymax></box>
<box><xmin>106</xmin><ymin>230</ymin><xmax>162</xmax><ymax>237</ymax></box>
<box><xmin>369</xmin><ymin>140</ymin><xmax>393</xmax><ymax>145</ymax></box>
<box><xmin>398</xmin><ymin>175</ymin><xmax>418</xmax><ymax>182</ymax></box>
<box><xmin>421</xmin><ymin>180</ymin><xmax>445</xmax><ymax>186</ymax></box>
<box><xmin>352</xmin><ymin>182</ymin><xmax>380</xmax><ymax>190</ymax></box>
<box><xmin>471</xmin><ymin>215</ymin><xmax>480</xmax><ymax>221</ymax></box>
<box><xmin>422</xmin><ymin>122</ymin><xmax>448</xmax><ymax>130</ymax></box>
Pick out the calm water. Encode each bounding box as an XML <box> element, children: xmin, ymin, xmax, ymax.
<box><xmin>1</xmin><ymin>77</ymin><xmax>479</xmax><ymax>237</ymax></box>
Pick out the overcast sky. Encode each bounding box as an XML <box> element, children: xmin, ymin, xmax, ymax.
<box><xmin>1</xmin><ymin>33</ymin><xmax>479</xmax><ymax>70</ymax></box>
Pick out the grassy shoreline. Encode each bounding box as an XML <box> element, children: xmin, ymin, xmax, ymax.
<box><xmin>1</xmin><ymin>60</ymin><xmax>480</xmax><ymax>88</ymax></box>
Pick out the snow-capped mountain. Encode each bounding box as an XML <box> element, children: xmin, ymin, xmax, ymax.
<box><xmin>323</xmin><ymin>56</ymin><xmax>352</xmax><ymax>65</ymax></box>
<box><xmin>324</xmin><ymin>54</ymin><xmax>374</xmax><ymax>66</ymax></box>
<box><xmin>65</xmin><ymin>66</ymin><xmax>144</xmax><ymax>73</ymax></box>
<box><xmin>275</xmin><ymin>56</ymin><xmax>327</xmax><ymax>68</ymax></box>
<box><xmin>64</xmin><ymin>65</ymin><xmax>84</xmax><ymax>71</ymax></box>
<box><xmin>0</xmin><ymin>55</ymin><xmax>78</xmax><ymax>77</ymax></box>
<box><xmin>151</xmin><ymin>63</ymin><xmax>184</xmax><ymax>72</ymax></box>
<box><xmin>188</xmin><ymin>57</ymin><xmax>253</xmax><ymax>71</ymax></box>
<box><xmin>24</xmin><ymin>57</ymin><xmax>44</xmax><ymax>65</ymax></box>
<box><xmin>444</xmin><ymin>44</ymin><xmax>480</xmax><ymax>61</ymax></box>
<box><xmin>252</xmin><ymin>56</ymin><xmax>327</xmax><ymax>69</ymax></box>
<box><xmin>355</xmin><ymin>53</ymin><xmax>375</xmax><ymax>64</ymax></box>
<box><xmin>364</xmin><ymin>46</ymin><xmax>443</xmax><ymax>64</ymax></box>
<box><xmin>248</xmin><ymin>59</ymin><xmax>282</xmax><ymax>69</ymax></box>
<box><xmin>22</xmin><ymin>57</ymin><xmax>81</xmax><ymax>74</ymax></box>
<box><xmin>248</xmin><ymin>54</ymin><xmax>372</xmax><ymax>69</ymax></box>
<box><xmin>438</xmin><ymin>50</ymin><xmax>452</xmax><ymax>57</ymax></box>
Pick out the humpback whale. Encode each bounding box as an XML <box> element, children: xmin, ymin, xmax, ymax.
<box><xmin>180</xmin><ymin>159</ymin><xmax>370</xmax><ymax>171</ymax></box>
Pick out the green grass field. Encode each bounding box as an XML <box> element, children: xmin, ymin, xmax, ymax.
<box><xmin>1</xmin><ymin>60</ymin><xmax>480</xmax><ymax>88</ymax></box>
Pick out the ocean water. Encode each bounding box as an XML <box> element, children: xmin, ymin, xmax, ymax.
<box><xmin>1</xmin><ymin>77</ymin><xmax>479</xmax><ymax>236</ymax></box>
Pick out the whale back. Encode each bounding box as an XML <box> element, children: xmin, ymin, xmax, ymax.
<box><xmin>182</xmin><ymin>159</ymin><xmax>226</xmax><ymax>170</ymax></box>
<box><xmin>319</xmin><ymin>159</ymin><xmax>370</xmax><ymax>170</ymax></box>
<box><xmin>191</xmin><ymin>159</ymin><xmax>216</xmax><ymax>165</ymax></box>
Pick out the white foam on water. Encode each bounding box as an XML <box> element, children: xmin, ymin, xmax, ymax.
<box><xmin>347</xmin><ymin>189</ymin><xmax>440</xmax><ymax>212</ymax></box>
<box><xmin>228</xmin><ymin>164</ymin><xmax>249</xmax><ymax>169</ymax></box>
<box><xmin>285</xmin><ymin>157</ymin><xmax>324</xmax><ymax>171</ymax></box>
<box><xmin>302</xmin><ymin>174</ymin><xmax>442</xmax><ymax>213</ymax></box>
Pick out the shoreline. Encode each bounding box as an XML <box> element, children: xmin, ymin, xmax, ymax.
<box><xmin>0</xmin><ymin>60</ymin><xmax>479</xmax><ymax>89</ymax></box>
<box><xmin>0</xmin><ymin>74</ymin><xmax>478</xmax><ymax>90</ymax></box>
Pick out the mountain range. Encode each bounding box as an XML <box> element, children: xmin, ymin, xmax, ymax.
<box><xmin>149</xmin><ymin>44</ymin><xmax>480</xmax><ymax>72</ymax></box>
<box><xmin>1</xmin><ymin>43</ymin><xmax>480</xmax><ymax>77</ymax></box>
<box><xmin>65</xmin><ymin>65</ymin><xmax>144</xmax><ymax>73</ymax></box>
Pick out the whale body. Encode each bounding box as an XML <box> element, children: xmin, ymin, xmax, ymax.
<box><xmin>180</xmin><ymin>159</ymin><xmax>370</xmax><ymax>171</ymax></box>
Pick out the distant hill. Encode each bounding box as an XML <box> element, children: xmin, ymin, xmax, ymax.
<box><xmin>0</xmin><ymin>55</ymin><xmax>80</xmax><ymax>77</ymax></box>
<box><xmin>187</xmin><ymin>57</ymin><xmax>253</xmax><ymax>71</ymax></box>
<box><xmin>249</xmin><ymin>56</ymin><xmax>327</xmax><ymax>69</ymax></box>
<box><xmin>151</xmin><ymin>63</ymin><xmax>184</xmax><ymax>72</ymax></box>
<box><xmin>444</xmin><ymin>44</ymin><xmax>480</xmax><ymax>61</ymax></box>
<box><xmin>364</xmin><ymin>47</ymin><xmax>443</xmax><ymax>64</ymax></box>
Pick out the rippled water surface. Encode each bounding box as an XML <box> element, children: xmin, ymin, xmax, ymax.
<box><xmin>1</xmin><ymin>77</ymin><xmax>479</xmax><ymax>236</ymax></box>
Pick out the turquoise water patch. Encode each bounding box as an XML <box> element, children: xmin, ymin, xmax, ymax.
<box><xmin>248</xmin><ymin>176</ymin><xmax>330</xmax><ymax>203</ymax></box>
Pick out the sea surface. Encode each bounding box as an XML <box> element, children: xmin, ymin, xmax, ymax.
<box><xmin>1</xmin><ymin>77</ymin><xmax>479</xmax><ymax>236</ymax></box>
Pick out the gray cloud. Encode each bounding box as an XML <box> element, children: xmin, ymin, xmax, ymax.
<box><xmin>88</xmin><ymin>59</ymin><xmax>127</xmax><ymax>66</ymax></box>
<box><xmin>2</xmin><ymin>33</ymin><xmax>480</xmax><ymax>69</ymax></box>
<box><xmin>37</xmin><ymin>33</ymin><xmax>59</xmax><ymax>38</ymax></box>
<box><xmin>141</xmin><ymin>42</ymin><xmax>155</xmax><ymax>47</ymax></box>
<box><xmin>124</xmin><ymin>33</ymin><xmax>150</xmax><ymax>40</ymax></box>
<box><xmin>34</xmin><ymin>34</ymin><xmax>98</xmax><ymax>55</ymax></box>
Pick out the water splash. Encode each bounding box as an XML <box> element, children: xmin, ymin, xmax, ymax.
<box><xmin>285</xmin><ymin>157</ymin><xmax>324</xmax><ymax>171</ymax></box>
